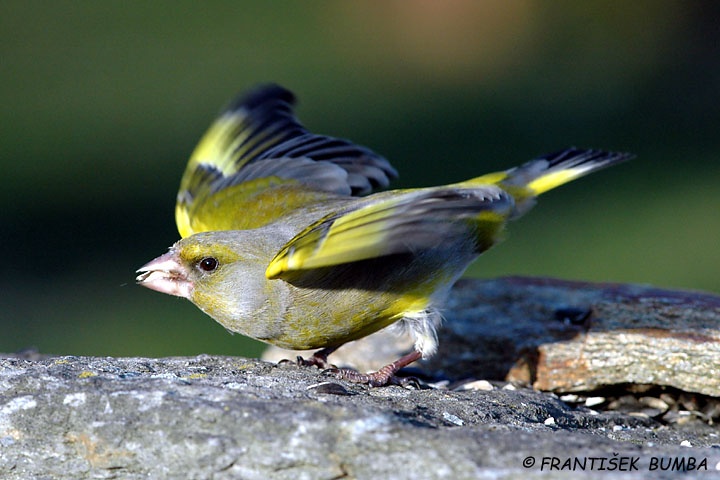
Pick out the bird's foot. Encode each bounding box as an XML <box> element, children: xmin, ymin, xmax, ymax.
<box><xmin>325</xmin><ymin>367</ymin><xmax>418</xmax><ymax>387</ymax></box>
<box><xmin>326</xmin><ymin>350</ymin><xmax>423</xmax><ymax>387</ymax></box>
<box><xmin>280</xmin><ymin>347</ymin><xmax>337</xmax><ymax>369</ymax></box>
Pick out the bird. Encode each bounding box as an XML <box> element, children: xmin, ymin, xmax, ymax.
<box><xmin>137</xmin><ymin>84</ymin><xmax>633</xmax><ymax>386</ymax></box>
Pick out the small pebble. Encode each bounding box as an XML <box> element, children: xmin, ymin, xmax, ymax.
<box><xmin>585</xmin><ymin>396</ymin><xmax>605</xmax><ymax>407</ymax></box>
<box><xmin>639</xmin><ymin>396</ymin><xmax>669</xmax><ymax>412</ymax></box>
<box><xmin>306</xmin><ymin>382</ymin><xmax>352</xmax><ymax>395</ymax></box>
<box><xmin>544</xmin><ymin>417</ymin><xmax>556</xmax><ymax>426</ymax></box>
<box><xmin>457</xmin><ymin>380</ymin><xmax>494</xmax><ymax>391</ymax></box>
<box><xmin>680</xmin><ymin>440</ymin><xmax>692</xmax><ymax>447</ymax></box>
<box><xmin>442</xmin><ymin>412</ymin><xmax>464</xmax><ymax>426</ymax></box>
<box><xmin>428</xmin><ymin>380</ymin><xmax>451</xmax><ymax>390</ymax></box>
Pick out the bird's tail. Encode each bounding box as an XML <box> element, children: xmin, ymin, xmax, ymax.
<box><xmin>465</xmin><ymin>148</ymin><xmax>634</xmax><ymax>216</ymax></box>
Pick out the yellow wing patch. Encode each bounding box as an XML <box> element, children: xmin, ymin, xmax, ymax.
<box><xmin>184</xmin><ymin>115</ymin><xmax>252</xmax><ymax>178</ymax></box>
<box><xmin>174</xmin><ymin>84</ymin><xmax>397</xmax><ymax>238</ymax></box>
<box><xmin>176</xmin><ymin>179</ymin><xmax>340</xmax><ymax>238</ymax></box>
<box><xmin>265</xmin><ymin>200</ymin><xmax>400</xmax><ymax>278</ymax></box>
<box><xmin>266</xmin><ymin>186</ymin><xmax>513</xmax><ymax>279</ymax></box>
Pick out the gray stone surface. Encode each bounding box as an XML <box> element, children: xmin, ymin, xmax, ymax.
<box><xmin>266</xmin><ymin>277</ymin><xmax>720</xmax><ymax>396</ymax></box>
<box><xmin>2</xmin><ymin>354</ymin><xmax>720</xmax><ymax>479</ymax></box>
<box><xmin>4</xmin><ymin>277</ymin><xmax>720</xmax><ymax>479</ymax></box>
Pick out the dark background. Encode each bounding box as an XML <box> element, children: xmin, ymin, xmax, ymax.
<box><xmin>2</xmin><ymin>1</ymin><xmax>718</xmax><ymax>357</ymax></box>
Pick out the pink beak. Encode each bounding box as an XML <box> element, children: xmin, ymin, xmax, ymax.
<box><xmin>136</xmin><ymin>250</ymin><xmax>193</xmax><ymax>298</ymax></box>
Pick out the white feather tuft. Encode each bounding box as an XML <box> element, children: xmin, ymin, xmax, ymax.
<box><xmin>389</xmin><ymin>309</ymin><xmax>443</xmax><ymax>358</ymax></box>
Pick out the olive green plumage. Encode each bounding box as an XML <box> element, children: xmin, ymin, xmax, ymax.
<box><xmin>137</xmin><ymin>84</ymin><xmax>632</xmax><ymax>381</ymax></box>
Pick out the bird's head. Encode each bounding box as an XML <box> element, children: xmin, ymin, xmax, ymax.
<box><xmin>136</xmin><ymin>231</ymin><xmax>277</xmax><ymax>328</ymax></box>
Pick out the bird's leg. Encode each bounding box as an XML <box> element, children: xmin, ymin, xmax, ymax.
<box><xmin>329</xmin><ymin>350</ymin><xmax>422</xmax><ymax>387</ymax></box>
<box><xmin>294</xmin><ymin>346</ymin><xmax>338</xmax><ymax>369</ymax></box>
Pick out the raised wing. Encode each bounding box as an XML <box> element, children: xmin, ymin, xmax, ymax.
<box><xmin>175</xmin><ymin>84</ymin><xmax>397</xmax><ymax>237</ymax></box>
<box><xmin>265</xmin><ymin>185</ymin><xmax>514</xmax><ymax>279</ymax></box>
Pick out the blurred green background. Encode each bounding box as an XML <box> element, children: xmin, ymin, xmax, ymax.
<box><xmin>2</xmin><ymin>1</ymin><xmax>718</xmax><ymax>358</ymax></box>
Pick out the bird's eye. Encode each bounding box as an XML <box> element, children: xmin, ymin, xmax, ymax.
<box><xmin>198</xmin><ymin>257</ymin><xmax>219</xmax><ymax>272</ymax></box>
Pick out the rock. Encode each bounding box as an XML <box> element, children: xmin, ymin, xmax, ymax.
<box><xmin>2</xmin><ymin>354</ymin><xmax>720</xmax><ymax>479</ymax></box>
<box><xmin>440</xmin><ymin>277</ymin><xmax>720</xmax><ymax>397</ymax></box>
<box><xmin>268</xmin><ymin>277</ymin><xmax>720</xmax><ymax>396</ymax></box>
<box><xmin>4</xmin><ymin>277</ymin><xmax>720</xmax><ymax>478</ymax></box>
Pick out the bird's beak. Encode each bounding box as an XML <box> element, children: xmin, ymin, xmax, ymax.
<box><xmin>136</xmin><ymin>250</ymin><xmax>193</xmax><ymax>298</ymax></box>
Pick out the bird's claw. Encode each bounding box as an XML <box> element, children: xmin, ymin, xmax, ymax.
<box><xmin>296</xmin><ymin>354</ymin><xmax>334</xmax><ymax>369</ymax></box>
<box><xmin>280</xmin><ymin>347</ymin><xmax>338</xmax><ymax>370</ymax></box>
<box><xmin>323</xmin><ymin>367</ymin><xmax>420</xmax><ymax>388</ymax></box>
<box><xmin>284</xmin><ymin>348</ymin><xmax>423</xmax><ymax>388</ymax></box>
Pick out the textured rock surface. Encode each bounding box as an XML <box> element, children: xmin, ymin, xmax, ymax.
<box><xmin>1</xmin><ymin>354</ymin><xmax>720</xmax><ymax>479</ymax></box>
<box><xmin>266</xmin><ymin>277</ymin><xmax>720</xmax><ymax>396</ymax></box>
<box><xmin>4</xmin><ymin>277</ymin><xmax>720</xmax><ymax>479</ymax></box>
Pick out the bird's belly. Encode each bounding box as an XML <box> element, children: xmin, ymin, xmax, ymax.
<box><xmin>268</xmin><ymin>251</ymin><xmax>471</xmax><ymax>350</ymax></box>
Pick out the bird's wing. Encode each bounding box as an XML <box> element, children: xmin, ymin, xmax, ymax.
<box><xmin>176</xmin><ymin>84</ymin><xmax>397</xmax><ymax>237</ymax></box>
<box><xmin>265</xmin><ymin>185</ymin><xmax>514</xmax><ymax>279</ymax></box>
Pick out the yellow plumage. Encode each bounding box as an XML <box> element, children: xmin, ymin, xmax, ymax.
<box><xmin>137</xmin><ymin>84</ymin><xmax>632</xmax><ymax>386</ymax></box>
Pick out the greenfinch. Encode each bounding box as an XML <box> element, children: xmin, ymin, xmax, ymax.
<box><xmin>137</xmin><ymin>84</ymin><xmax>632</xmax><ymax>386</ymax></box>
